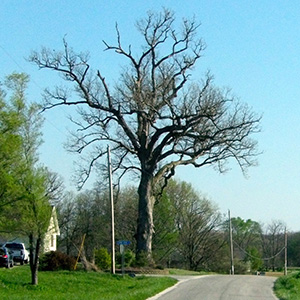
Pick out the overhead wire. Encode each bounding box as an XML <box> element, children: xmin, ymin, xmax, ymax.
<box><xmin>233</xmin><ymin>239</ymin><xmax>286</xmax><ymax>261</ymax></box>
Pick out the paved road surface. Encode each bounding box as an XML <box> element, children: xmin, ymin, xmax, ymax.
<box><xmin>149</xmin><ymin>275</ymin><xmax>278</xmax><ymax>300</ymax></box>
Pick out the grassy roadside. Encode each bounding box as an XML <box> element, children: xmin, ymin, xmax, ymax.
<box><xmin>274</xmin><ymin>272</ymin><xmax>300</xmax><ymax>300</ymax></box>
<box><xmin>0</xmin><ymin>266</ymin><xmax>177</xmax><ymax>300</ymax></box>
<box><xmin>167</xmin><ymin>268</ymin><xmax>209</xmax><ymax>276</ymax></box>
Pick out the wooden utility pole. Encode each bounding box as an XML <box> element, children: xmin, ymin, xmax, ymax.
<box><xmin>229</xmin><ymin>210</ymin><xmax>234</xmax><ymax>275</ymax></box>
<box><xmin>107</xmin><ymin>145</ymin><xmax>115</xmax><ymax>274</ymax></box>
<box><xmin>284</xmin><ymin>228</ymin><xmax>288</xmax><ymax>276</ymax></box>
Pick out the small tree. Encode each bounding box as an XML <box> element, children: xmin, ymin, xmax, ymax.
<box><xmin>94</xmin><ymin>248</ymin><xmax>111</xmax><ymax>270</ymax></box>
<box><xmin>29</xmin><ymin>9</ymin><xmax>261</xmax><ymax>263</ymax></box>
<box><xmin>246</xmin><ymin>247</ymin><xmax>263</xmax><ymax>272</ymax></box>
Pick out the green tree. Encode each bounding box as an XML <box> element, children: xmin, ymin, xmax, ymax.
<box><xmin>152</xmin><ymin>190</ymin><xmax>178</xmax><ymax>266</ymax></box>
<box><xmin>171</xmin><ymin>180</ymin><xmax>223</xmax><ymax>270</ymax></box>
<box><xmin>0</xmin><ymin>79</ymin><xmax>25</xmax><ymax>207</ymax></box>
<box><xmin>94</xmin><ymin>248</ymin><xmax>111</xmax><ymax>270</ymax></box>
<box><xmin>230</xmin><ymin>217</ymin><xmax>262</xmax><ymax>255</ymax></box>
<box><xmin>29</xmin><ymin>9</ymin><xmax>261</xmax><ymax>263</ymax></box>
<box><xmin>246</xmin><ymin>246</ymin><xmax>263</xmax><ymax>272</ymax></box>
<box><xmin>287</xmin><ymin>232</ymin><xmax>300</xmax><ymax>267</ymax></box>
<box><xmin>0</xmin><ymin>73</ymin><xmax>54</xmax><ymax>285</ymax></box>
<box><xmin>226</xmin><ymin>217</ymin><xmax>262</xmax><ymax>272</ymax></box>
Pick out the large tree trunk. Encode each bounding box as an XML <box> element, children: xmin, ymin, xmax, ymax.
<box><xmin>136</xmin><ymin>171</ymin><xmax>155</xmax><ymax>265</ymax></box>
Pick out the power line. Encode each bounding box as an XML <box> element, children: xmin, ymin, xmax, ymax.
<box><xmin>233</xmin><ymin>240</ymin><xmax>286</xmax><ymax>261</ymax></box>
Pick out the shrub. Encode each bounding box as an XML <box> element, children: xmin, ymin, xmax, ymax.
<box><xmin>274</xmin><ymin>272</ymin><xmax>300</xmax><ymax>300</ymax></box>
<box><xmin>233</xmin><ymin>260</ymin><xmax>248</xmax><ymax>274</ymax></box>
<box><xmin>39</xmin><ymin>251</ymin><xmax>76</xmax><ymax>271</ymax></box>
<box><xmin>94</xmin><ymin>248</ymin><xmax>111</xmax><ymax>270</ymax></box>
<box><xmin>116</xmin><ymin>250</ymin><xmax>135</xmax><ymax>267</ymax></box>
<box><xmin>134</xmin><ymin>251</ymin><xmax>148</xmax><ymax>267</ymax></box>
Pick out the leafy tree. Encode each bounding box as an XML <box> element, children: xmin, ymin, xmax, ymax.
<box><xmin>29</xmin><ymin>9</ymin><xmax>261</xmax><ymax>263</ymax></box>
<box><xmin>0</xmin><ymin>73</ymin><xmax>56</xmax><ymax>285</ymax></box>
<box><xmin>0</xmin><ymin>77</ymin><xmax>25</xmax><ymax>207</ymax></box>
<box><xmin>152</xmin><ymin>190</ymin><xmax>178</xmax><ymax>266</ymax></box>
<box><xmin>229</xmin><ymin>217</ymin><xmax>262</xmax><ymax>259</ymax></box>
<box><xmin>246</xmin><ymin>246</ymin><xmax>263</xmax><ymax>272</ymax></box>
<box><xmin>170</xmin><ymin>180</ymin><xmax>224</xmax><ymax>270</ymax></box>
<box><xmin>287</xmin><ymin>232</ymin><xmax>300</xmax><ymax>267</ymax></box>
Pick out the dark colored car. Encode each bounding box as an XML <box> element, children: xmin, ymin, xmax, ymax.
<box><xmin>0</xmin><ymin>247</ymin><xmax>13</xmax><ymax>268</ymax></box>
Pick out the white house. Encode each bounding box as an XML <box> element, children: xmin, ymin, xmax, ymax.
<box><xmin>43</xmin><ymin>206</ymin><xmax>60</xmax><ymax>253</ymax></box>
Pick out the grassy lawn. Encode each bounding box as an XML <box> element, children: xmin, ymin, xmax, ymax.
<box><xmin>167</xmin><ymin>268</ymin><xmax>209</xmax><ymax>276</ymax></box>
<box><xmin>0</xmin><ymin>266</ymin><xmax>177</xmax><ymax>300</ymax></box>
<box><xmin>274</xmin><ymin>271</ymin><xmax>300</xmax><ymax>300</ymax></box>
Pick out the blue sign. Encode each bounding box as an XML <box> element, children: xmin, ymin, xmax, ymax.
<box><xmin>117</xmin><ymin>240</ymin><xmax>131</xmax><ymax>245</ymax></box>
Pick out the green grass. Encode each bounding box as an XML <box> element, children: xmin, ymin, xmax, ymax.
<box><xmin>167</xmin><ymin>268</ymin><xmax>208</xmax><ymax>276</ymax></box>
<box><xmin>0</xmin><ymin>266</ymin><xmax>177</xmax><ymax>300</ymax></box>
<box><xmin>274</xmin><ymin>272</ymin><xmax>300</xmax><ymax>300</ymax></box>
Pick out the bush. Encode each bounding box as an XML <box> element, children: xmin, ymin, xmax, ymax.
<box><xmin>94</xmin><ymin>248</ymin><xmax>111</xmax><ymax>270</ymax></box>
<box><xmin>39</xmin><ymin>251</ymin><xmax>76</xmax><ymax>271</ymax></box>
<box><xmin>274</xmin><ymin>272</ymin><xmax>300</xmax><ymax>300</ymax></box>
<box><xmin>134</xmin><ymin>251</ymin><xmax>149</xmax><ymax>267</ymax></box>
<box><xmin>116</xmin><ymin>250</ymin><xmax>135</xmax><ymax>267</ymax></box>
<box><xmin>233</xmin><ymin>260</ymin><xmax>248</xmax><ymax>274</ymax></box>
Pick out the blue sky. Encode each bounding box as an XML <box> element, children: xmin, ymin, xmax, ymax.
<box><xmin>1</xmin><ymin>1</ymin><xmax>300</xmax><ymax>231</ymax></box>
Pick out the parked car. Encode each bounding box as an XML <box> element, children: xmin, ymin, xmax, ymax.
<box><xmin>4</xmin><ymin>242</ymin><xmax>29</xmax><ymax>265</ymax></box>
<box><xmin>0</xmin><ymin>247</ymin><xmax>14</xmax><ymax>268</ymax></box>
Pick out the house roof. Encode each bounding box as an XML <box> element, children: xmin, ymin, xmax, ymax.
<box><xmin>49</xmin><ymin>206</ymin><xmax>60</xmax><ymax>236</ymax></box>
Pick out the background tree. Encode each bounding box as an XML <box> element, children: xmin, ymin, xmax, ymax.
<box><xmin>170</xmin><ymin>180</ymin><xmax>224</xmax><ymax>270</ymax></box>
<box><xmin>60</xmin><ymin>190</ymin><xmax>111</xmax><ymax>262</ymax></box>
<box><xmin>224</xmin><ymin>217</ymin><xmax>262</xmax><ymax>273</ymax></box>
<box><xmin>230</xmin><ymin>217</ymin><xmax>262</xmax><ymax>258</ymax></box>
<box><xmin>152</xmin><ymin>187</ymin><xmax>178</xmax><ymax>266</ymax></box>
<box><xmin>287</xmin><ymin>232</ymin><xmax>300</xmax><ymax>267</ymax></box>
<box><xmin>56</xmin><ymin>192</ymin><xmax>78</xmax><ymax>256</ymax></box>
<box><xmin>58</xmin><ymin>186</ymin><xmax>137</xmax><ymax>265</ymax></box>
<box><xmin>262</xmin><ymin>220</ymin><xmax>286</xmax><ymax>271</ymax></box>
<box><xmin>114</xmin><ymin>186</ymin><xmax>138</xmax><ymax>249</ymax></box>
<box><xmin>29</xmin><ymin>9</ymin><xmax>261</xmax><ymax>263</ymax></box>
<box><xmin>246</xmin><ymin>246</ymin><xmax>263</xmax><ymax>272</ymax></box>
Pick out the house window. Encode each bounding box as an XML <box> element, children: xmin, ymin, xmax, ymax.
<box><xmin>51</xmin><ymin>235</ymin><xmax>54</xmax><ymax>248</ymax></box>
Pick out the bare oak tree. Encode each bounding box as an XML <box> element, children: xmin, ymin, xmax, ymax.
<box><xmin>29</xmin><ymin>9</ymin><xmax>261</xmax><ymax>263</ymax></box>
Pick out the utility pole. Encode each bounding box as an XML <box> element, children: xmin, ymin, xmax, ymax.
<box><xmin>228</xmin><ymin>210</ymin><xmax>234</xmax><ymax>275</ymax></box>
<box><xmin>107</xmin><ymin>145</ymin><xmax>115</xmax><ymax>274</ymax></box>
<box><xmin>284</xmin><ymin>228</ymin><xmax>288</xmax><ymax>276</ymax></box>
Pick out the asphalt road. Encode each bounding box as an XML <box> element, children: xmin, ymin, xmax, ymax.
<box><xmin>148</xmin><ymin>275</ymin><xmax>278</xmax><ymax>300</ymax></box>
